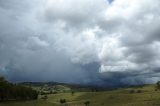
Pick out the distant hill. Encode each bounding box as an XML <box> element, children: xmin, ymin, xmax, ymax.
<box><xmin>18</xmin><ymin>81</ymin><xmax>105</xmax><ymax>94</ymax></box>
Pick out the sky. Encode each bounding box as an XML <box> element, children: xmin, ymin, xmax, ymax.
<box><xmin>0</xmin><ymin>0</ymin><xmax>160</xmax><ymax>87</ymax></box>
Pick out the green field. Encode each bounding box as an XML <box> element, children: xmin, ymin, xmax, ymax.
<box><xmin>1</xmin><ymin>84</ymin><xmax>160</xmax><ymax>106</ymax></box>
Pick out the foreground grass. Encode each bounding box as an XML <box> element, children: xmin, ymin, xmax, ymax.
<box><xmin>1</xmin><ymin>84</ymin><xmax>160</xmax><ymax>106</ymax></box>
<box><xmin>0</xmin><ymin>100</ymin><xmax>56</xmax><ymax>106</ymax></box>
<box><xmin>0</xmin><ymin>100</ymin><xmax>57</xmax><ymax>106</ymax></box>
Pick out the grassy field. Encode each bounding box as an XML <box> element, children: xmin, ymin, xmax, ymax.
<box><xmin>1</xmin><ymin>84</ymin><xmax>160</xmax><ymax>106</ymax></box>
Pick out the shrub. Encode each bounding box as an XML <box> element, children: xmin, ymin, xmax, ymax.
<box><xmin>129</xmin><ymin>90</ymin><xmax>135</xmax><ymax>94</ymax></box>
<box><xmin>156</xmin><ymin>81</ymin><xmax>160</xmax><ymax>89</ymax></box>
<box><xmin>60</xmin><ymin>99</ymin><xmax>66</xmax><ymax>104</ymax></box>
<box><xmin>84</xmin><ymin>101</ymin><xmax>90</xmax><ymax>106</ymax></box>
<box><xmin>71</xmin><ymin>91</ymin><xmax>75</xmax><ymax>96</ymax></box>
<box><xmin>137</xmin><ymin>90</ymin><xmax>142</xmax><ymax>93</ymax></box>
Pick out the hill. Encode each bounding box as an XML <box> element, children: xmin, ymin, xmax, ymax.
<box><xmin>1</xmin><ymin>83</ymin><xmax>160</xmax><ymax>106</ymax></box>
<box><xmin>0</xmin><ymin>77</ymin><xmax>38</xmax><ymax>101</ymax></box>
<box><xmin>19</xmin><ymin>82</ymin><xmax>99</xmax><ymax>94</ymax></box>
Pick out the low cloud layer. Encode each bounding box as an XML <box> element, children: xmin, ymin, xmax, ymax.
<box><xmin>0</xmin><ymin>0</ymin><xmax>160</xmax><ymax>86</ymax></box>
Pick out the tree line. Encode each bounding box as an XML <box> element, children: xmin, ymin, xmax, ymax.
<box><xmin>0</xmin><ymin>77</ymin><xmax>38</xmax><ymax>101</ymax></box>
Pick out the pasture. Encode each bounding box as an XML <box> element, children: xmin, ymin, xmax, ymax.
<box><xmin>1</xmin><ymin>84</ymin><xmax>160</xmax><ymax>106</ymax></box>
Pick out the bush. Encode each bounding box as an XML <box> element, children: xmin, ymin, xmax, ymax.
<box><xmin>156</xmin><ymin>81</ymin><xmax>160</xmax><ymax>89</ymax></box>
<box><xmin>129</xmin><ymin>90</ymin><xmax>135</xmax><ymax>94</ymax></box>
<box><xmin>137</xmin><ymin>90</ymin><xmax>142</xmax><ymax>93</ymax></box>
<box><xmin>60</xmin><ymin>99</ymin><xmax>66</xmax><ymax>104</ymax></box>
<box><xmin>71</xmin><ymin>91</ymin><xmax>75</xmax><ymax>96</ymax></box>
<box><xmin>84</xmin><ymin>101</ymin><xmax>90</xmax><ymax>106</ymax></box>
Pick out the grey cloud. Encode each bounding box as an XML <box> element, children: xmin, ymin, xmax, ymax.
<box><xmin>1</xmin><ymin>0</ymin><xmax>160</xmax><ymax>87</ymax></box>
<box><xmin>42</xmin><ymin>0</ymin><xmax>108</xmax><ymax>29</ymax></box>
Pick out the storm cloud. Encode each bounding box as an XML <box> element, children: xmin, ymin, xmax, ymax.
<box><xmin>0</xmin><ymin>0</ymin><xmax>160</xmax><ymax>86</ymax></box>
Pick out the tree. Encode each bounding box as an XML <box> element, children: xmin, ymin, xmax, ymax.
<box><xmin>71</xmin><ymin>91</ymin><xmax>75</xmax><ymax>96</ymax></box>
<box><xmin>156</xmin><ymin>81</ymin><xmax>160</xmax><ymax>90</ymax></box>
<box><xmin>84</xmin><ymin>101</ymin><xmax>90</xmax><ymax>106</ymax></box>
<box><xmin>129</xmin><ymin>89</ymin><xmax>135</xmax><ymax>94</ymax></box>
<box><xmin>60</xmin><ymin>99</ymin><xmax>66</xmax><ymax>104</ymax></box>
<box><xmin>137</xmin><ymin>90</ymin><xmax>142</xmax><ymax>93</ymax></box>
<box><xmin>0</xmin><ymin>77</ymin><xmax>38</xmax><ymax>101</ymax></box>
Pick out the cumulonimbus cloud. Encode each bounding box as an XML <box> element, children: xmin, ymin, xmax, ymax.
<box><xmin>0</xmin><ymin>0</ymin><xmax>160</xmax><ymax>86</ymax></box>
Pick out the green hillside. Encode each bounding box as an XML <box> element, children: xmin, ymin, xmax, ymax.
<box><xmin>1</xmin><ymin>84</ymin><xmax>160</xmax><ymax>106</ymax></box>
<box><xmin>20</xmin><ymin>82</ymin><xmax>93</xmax><ymax>94</ymax></box>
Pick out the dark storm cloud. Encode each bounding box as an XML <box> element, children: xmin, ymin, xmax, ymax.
<box><xmin>0</xmin><ymin>0</ymin><xmax>160</xmax><ymax>86</ymax></box>
<box><xmin>0</xmin><ymin>0</ymin><xmax>92</xmax><ymax>84</ymax></box>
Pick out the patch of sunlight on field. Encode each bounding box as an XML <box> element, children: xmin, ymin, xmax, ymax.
<box><xmin>46</xmin><ymin>85</ymin><xmax>160</xmax><ymax>106</ymax></box>
<box><xmin>47</xmin><ymin>92</ymin><xmax>86</xmax><ymax>103</ymax></box>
